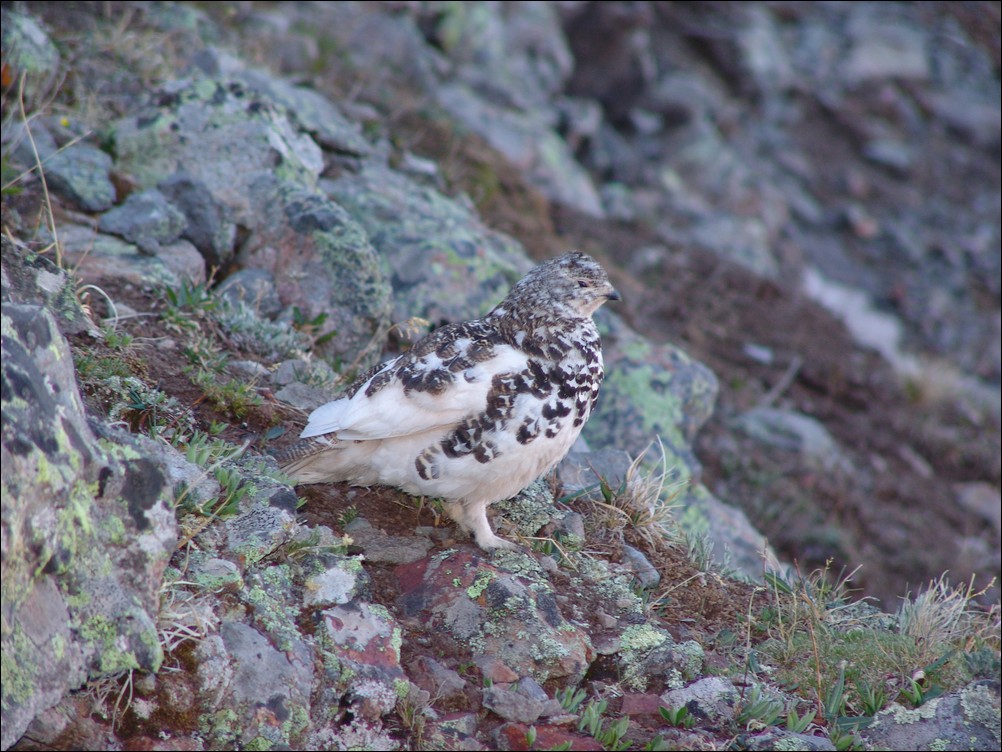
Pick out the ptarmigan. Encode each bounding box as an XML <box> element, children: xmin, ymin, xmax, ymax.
<box><xmin>278</xmin><ymin>251</ymin><xmax>620</xmax><ymax>550</ymax></box>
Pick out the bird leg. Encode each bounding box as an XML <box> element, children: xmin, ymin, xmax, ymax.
<box><xmin>443</xmin><ymin>499</ymin><xmax>517</xmax><ymax>550</ymax></box>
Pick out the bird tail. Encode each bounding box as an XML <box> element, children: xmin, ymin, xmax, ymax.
<box><xmin>272</xmin><ymin>437</ymin><xmax>340</xmax><ymax>482</ymax></box>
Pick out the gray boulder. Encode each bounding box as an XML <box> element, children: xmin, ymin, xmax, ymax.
<box><xmin>1</xmin><ymin>304</ymin><xmax>177</xmax><ymax>749</ymax></box>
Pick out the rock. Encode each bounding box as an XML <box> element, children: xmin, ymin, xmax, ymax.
<box><xmin>235</xmin><ymin>68</ymin><xmax>373</xmax><ymax>156</ymax></box>
<box><xmin>111</xmin><ymin>78</ymin><xmax>322</xmax><ymax>218</ymax></box>
<box><xmin>736</xmin><ymin>6</ymin><xmax>796</xmax><ymax>95</ymax></box>
<box><xmin>408</xmin><ymin>656</ymin><xmax>468</xmax><ymax>706</ymax></box>
<box><xmin>40</xmin><ymin>141</ymin><xmax>116</xmax><ymax>212</ymax></box>
<box><xmin>954</xmin><ymin>482</ymin><xmax>1002</xmax><ymax>540</ymax></box>
<box><xmin>474</xmin><ymin>656</ymin><xmax>519</xmax><ymax>685</ymax></box>
<box><xmin>731</xmin><ymin>407</ymin><xmax>848</xmax><ymax>472</ymax></box>
<box><xmin>590</xmin><ymin>317</ymin><xmax>718</xmax><ymax>462</ymax></box>
<box><xmin>621</xmin><ymin>693</ymin><xmax>665</xmax><ymax>717</ymax></box>
<box><xmin>615</xmin><ymin>624</ymin><xmax>704</xmax><ymax>692</ymax></box>
<box><xmin>423</xmin><ymin>712</ymin><xmax>487</xmax><ymax>751</ymax></box>
<box><xmin>1</xmin><ymin>304</ymin><xmax>177</xmax><ymax>749</ymax></box>
<box><xmin>158</xmin><ymin>171</ymin><xmax>237</xmax><ymax>268</ymax></box>
<box><xmin>59</xmin><ymin>223</ymin><xmax>197</xmax><ymax>288</ymax></box>
<box><xmin>698</xmin><ymin>488</ymin><xmax>785</xmax><ymax>579</ymax></box>
<box><xmin>483</xmin><ymin>685</ymin><xmax>545</xmax><ymax>724</ymax></box>
<box><xmin>1</xmin><ymin>8</ymin><xmax>60</xmax><ymax>107</ymax></box>
<box><xmin>662</xmin><ymin>677</ymin><xmax>741</xmax><ymax>725</ymax></box>
<box><xmin>744</xmin><ymin>728</ymin><xmax>836</xmax><ymax>750</ymax></box>
<box><xmin>558</xmin><ymin>447</ymin><xmax>634</xmax><ymax>502</ymax></box>
<box><xmin>622</xmin><ymin>544</ymin><xmax>661</xmax><ymax>589</ymax></box>
<box><xmin>302</xmin><ymin>556</ymin><xmax>368</xmax><ymax>609</ymax></box>
<box><xmin>7</xmin><ymin>118</ymin><xmax>114</xmax><ymax>215</ymax></box>
<box><xmin>395</xmin><ymin>550</ymin><xmax>593</xmax><ymax>684</ymax></box>
<box><xmin>343</xmin><ymin>517</ymin><xmax>433</xmax><ymax>565</ymax></box>
<box><xmin>195</xmin><ymin>620</ymin><xmax>313</xmax><ymax>749</ymax></box>
<box><xmin>323</xmin><ymin>163</ymin><xmax>526</xmax><ymax>326</ymax></box>
<box><xmin>112</xmin><ymin>77</ymin><xmax>393</xmax><ymax>364</ymax></box>
<box><xmin>238</xmin><ymin>180</ymin><xmax>392</xmax><ymax>368</ymax></box>
<box><xmin>492</xmin><ymin>722</ymin><xmax>604</xmax><ymax>752</ymax></box>
<box><xmin>318</xmin><ymin>600</ymin><xmax>407</xmax><ymax>720</ymax></box>
<box><xmin>436</xmin><ymin>81</ymin><xmax>604</xmax><ymax>217</ymax></box>
<box><xmin>98</xmin><ymin>188</ymin><xmax>187</xmax><ymax>254</ymax></box>
<box><xmin>273</xmin><ymin>381</ymin><xmax>333</xmax><ymax>412</ymax></box>
<box><xmin>216</xmin><ymin>269</ymin><xmax>283</xmax><ymax>318</ymax></box>
<box><xmin>271</xmin><ymin>356</ymin><xmax>335</xmax><ymax>387</ymax></box>
<box><xmin>863</xmin><ymin>139</ymin><xmax>914</xmax><ymax>175</ymax></box>
<box><xmin>858</xmin><ymin>681</ymin><xmax>1001</xmax><ymax>751</ymax></box>
<box><xmin>221</xmin><ymin>471</ymin><xmax>299</xmax><ymax>566</ymax></box>
<box><xmin>690</xmin><ymin>215</ymin><xmax>779</xmax><ymax>279</ymax></box>
<box><xmin>419</xmin><ymin>1</ymin><xmax>573</xmax><ymax>110</ymax></box>
<box><xmin>842</xmin><ymin>15</ymin><xmax>929</xmax><ymax>84</ymax></box>
<box><xmin>227</xmin><ymin>359</ymin><xmax>271</xmax><ymax>381</ymax></box>
<box><xmin>0</xmin><ymin>237</ymin><xmax>96</xmax><ymax>335</ymax></box>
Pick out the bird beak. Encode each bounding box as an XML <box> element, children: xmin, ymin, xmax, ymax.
<box><xmin>607</xmin><ymin>288</ymin><xmax>622</xmax><ymax>302</ymax></box>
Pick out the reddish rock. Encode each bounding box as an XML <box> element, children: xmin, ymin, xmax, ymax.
<box><xmin>492</xmin><ymin>722</ymin><xmax>605</xmax><ymax>751</ymax></box>
<box><xmin>621</xmin><ymin>692</ymin><xmax>666</xmax><ymax>717</ymax></box>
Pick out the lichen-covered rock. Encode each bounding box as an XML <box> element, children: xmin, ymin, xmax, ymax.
<box><xmin>858</xmin><ymin>680</ymin><xmax>1001</xmax><ymax>751</ymax></box>
<box><xmin>319</xmin><ymin>600</ymin><xmax>408</xmax><ymax>721</ymax></box>
<box><xmin>238</xmin><ymin>179</ymin><xmax>392</xmax><ymax>368</ymax></box>
<box><xmin>97</xmin><ymin>188</ymin><xmax>188</xmax><ymax>255</ymax></box>
<box><xmin>0</xmin><ymin>238</ymin><xmax>95</xmax><ymax>336</ymax></box>
<box><xmin>395</xmin><ymin>549</ymin><xmax>593</xmax><ymax>684</ymax></box>
<box><xmin>59</xmin><ymin>223</ymin><xmax>204</xmax><ymax>288</ymax></box>
<box><xmin>661</xmin><ymin>677</ymin><xmax>741</xmax><ymax>725</ymax></box>
<box><xmin>43</xmin><ymin>142</ymin><xmax>117</xmax><ymax>213</ymax></box>
<box><xmin>5</xmin><ymin>119</ymin><xmax>116</xmax><ymax>214</ymax></box>
<box><xmin>158</xmin><ymin>171</ymin><xmax>237</xmax><ymax>269</ymax></box>
<box><xmin>589</xmin><ymin>315</ymin><xmax>718</xmax><ymax>464</ymax></box>
<box><xmin>235</xmin><ymin>68</ymin><xmax>373</xmax><ymax>156</ymax></box>
<box><xmin>195</xmin><ymin>620</ymin><xmax>313</xmax><ymax>749</ymax></box>
<box><xmin>1</xmin><ymin>303</ymin><xmax>177</xmax><ymax>749</ymax></box>
<box><xmin>110</xmin><ymin>77</ymin><xmax>323</xmax><ymax>225</ymax></box>
<box><xmin>436</xmin><ymin>81</ymin><xmax>604</xmax><ymax>217</ymax></box>
<box><xmin>744</xmin><ymin>728</ymin><xmax>836</xmax><ymax>750</ymax></box>
<box><xmin>323</xmin><ymin>163</ymin><xmax>527</xmax><ymax>325</ymax></box>
<box><xmin>1</xmin><ymin>8</ymin><xmax>60</xmax><ymax>110</ymax></box>
<box><xmin>615</xmin><ymin>623</ymin><xmax>704</xmax><ymax>692</ymax></box>
<box><xmin>109</xmin><ymin>77</ymin><xmax>394</xmax><ymax>367</ymax></box>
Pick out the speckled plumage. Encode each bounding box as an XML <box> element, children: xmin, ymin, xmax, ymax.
<box><xmin>278</xmin><ymin>251</ymin><xmax>619</xmax><ymax>549</ymax></box>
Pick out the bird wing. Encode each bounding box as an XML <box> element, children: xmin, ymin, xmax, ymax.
<box><xmin>300</xmin><ymin>342</ymin><xmax>528</xmax><ymax>441</ymax></box>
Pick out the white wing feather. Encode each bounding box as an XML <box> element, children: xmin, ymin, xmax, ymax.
<box><xmin>300</xmin><ymin>346</ymin><xmax>528</xmax><ymax>441</ymax></box>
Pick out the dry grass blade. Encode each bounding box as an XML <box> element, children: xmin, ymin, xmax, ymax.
<box><xmin>582</xmin><ymin>438</ymin><xmax>684</xmax><ymax>553</ymax></box>
<box><xmin>898</xmin><ymin>574</ymin><xmax>999</xmax><ymax>661</ymax></box>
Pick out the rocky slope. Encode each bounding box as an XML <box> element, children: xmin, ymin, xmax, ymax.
<box><xmin>2</xmin><ymin>2</ymin><xmax>999</xmax><ymax>750</ymax></box>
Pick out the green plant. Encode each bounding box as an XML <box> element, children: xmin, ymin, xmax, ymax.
<box><xmin>556</xmin><ymin>686</ymin><xmax>588</xmax><ymax>714</ymax></box>
<box><xmin>189</xmin><ymin>367</ymin><xmax>262</xmax><ymax>419</ymax></box>
<box><xmin>104</xmin><ymin>376</ymin><xmax>197</xmax><ymax>438</ymax></box>
<box><xmin>577</xmin><ymin>698</ymin><xmax>607</xmax><ymax>737</ymax></box>
<box><xmin>594</xmin><ymin>716</ymin><xmax>630</xmax><ymax>751</ymax></box>
<box><xmin>337</xmin><ymin>505</ymin><xmax>360</xmax><ymax>528</ymax></box>
<box><xmin>784</xmin><ymin>704</ymin><xmax>816</xmax><ymax>733</ymax></box>
<box><xmin>736</xmin><ymin>684</ymin><xmax>784</xmax><ymax>729</ymax></box>
<box><xmin>576</xmin><ymin>699</ymin><xmax>631</xmax><ymax>751</ymax></box>
<box><xmin>854</xmin><ymin>679</ymin><xmax>886</xmax><ymax>717</ymax></box>
<box><xmin>292</xmin><ymin>306</ymin><xmax>338</xmax><ymax>348</ymax></box>
<box><xmin>659</xmin><ymin>705</ymin><xmax>695</xmax><ymax>729</ymax></box>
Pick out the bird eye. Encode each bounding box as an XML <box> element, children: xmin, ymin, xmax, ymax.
<box><xmin>577</xmin><ymin>280</ymin><xmax>590</xmax><ymax>288</ymax></box>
